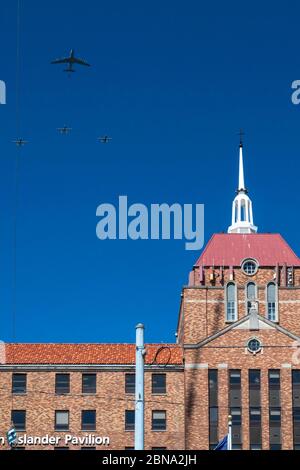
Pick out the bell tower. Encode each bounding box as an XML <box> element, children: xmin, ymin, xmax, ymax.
<box><xmin>228</xmin><ymin>141</ymin><xmax>258</xmax><ymax>234</ymax></box>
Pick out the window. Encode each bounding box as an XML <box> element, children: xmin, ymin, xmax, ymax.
<box><xmin>267</xmin><ymin>283</ymin><xmax>277</xmax><ymax>322</ymax></box>
<box><xmin>209</xmin><ymin>407</ymin><xmax>218</xmax><ymax>446</ymax></box>
<box><xmin>125</xmin><ymin>374</ymin><xmax>135</xmax><ymax>394</ymax></box>
<box><xmin>226</xmin><ymin>283</ymin><xmax>237</xmax><ymax>322</ymax></box>
<box><xmin>125</xmin><ymin>410</ymin><xmax>135</xmax><ymax>431</ymax></box>
<box><xmin>81</xmin><ymin>447</ymin><xmax>96</xmax><ymax>450</ymax></box>
<box><xmin>231</xmin><ymin>408</ymin><xmax>242</xmax><ymax>447</ymax></box>
<box><xmin>152</xmin><ymin>411</ymin><xmax>166</xmax><ymax>431</ymax></box>
<box><xmin>11</xmin><ymin>410</ymin><xmax>26</xmax><ymax>431</ymax></box>
<box><xmin>247</xmin><ymin>338</ymin><xmax>261</xmax><ymax>355</ymax></box>
<box><xmin>55</xmin><ymin>374</ymin><xmax>70</xmax><ymax>395</ymax></box>
<box><xmin>152</xmin><ymin>374</ymin><xmax>166</xmax><ymax>394</ymax></box>
<box><xmin>55</xmin><ymin>411</ymin><xmax>69</xmax><ymax>431</ymax></box>
<box><xmin>242</xmin><ymin>259</ymin><xmax>258</xmax><ymax>276</ymax></box>
<box><xmin>249</xmin><ymin>370</ymin><xmax>261</xmax><ymax>407</ymax></box>
<box><xmin>270</xmin><ymin>444</ymin><xmax>281</xmax><ymax>450</ymax></box>
<box><xmin>229</xmin><ymin>370</ymin><xmax>241</xmax><ymax>407</ymax></box>
<box><xmin>247</xmin><ymin>282</ymin><xmax>256</xmax><ymax>300</ymax></box>
<box><xmin>293</xmin><ymin>372</ymin><xmax>300</xmax><ymax>448</ymax></box>
<box><xmin>246</xmin><ymin>282</ymin><xmax>257</xmax><ymax>313</ymax></box>
<box><xmin>82</xmin><ymin>374</ymin><xmax>96</xmax><ymax>394</ymax></box>
<box><xmin>12</xmin><ymin>374</ymin><xmax>27</xmax><ymax>394</ymax></box>
<box><xmin>249</xmin><ymin>408</ymin><xmax>262</xmax><ymax>450</ymax></box>
<box><xmin>209</xmin><ymin>370</ymin><xmax>218</xmax><ymax>447</ymax></box>
<box><xmin>81</xmin><ymin>410</ymin><xmax>96</xmax><ymax>431</ymax></box>
<box><xmin>269</xmin><ymin>408</ymin><xmax>281</xmax><ymax>449</ymax></box>
<box><xmin>293</xmin><ymin>408</ymin><xmax>300</xmax><ymax>449</ymax></box>
<box><xmin>54</xmin><ymin>447</ymin><xmax>69</xmax><ymax>450</ymax></box>
<box><xmin>269</xmin><ymin>370</ymin><xmax>280</xmax><ymax>407</ymax></box>
<box><xmin>293</xmin><ymin>371</ymin><xmax>300</xmax><ymax>407</ymax></box>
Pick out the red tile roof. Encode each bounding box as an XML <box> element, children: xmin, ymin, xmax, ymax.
<box><xmin>4</xmin><ymin>343</ymin><xmax>183</xmax><ymax>365</ymax></box>
<box><xmin>195</xmin><ymin>233</ymin><xmax>300</xmax><ymax>267</ymax></box>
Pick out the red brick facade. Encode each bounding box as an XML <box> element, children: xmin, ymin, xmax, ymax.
<box><xmin>0</xmin><ymin>233</ymin><xmax>300</xmax><ymax>450</ymax></box>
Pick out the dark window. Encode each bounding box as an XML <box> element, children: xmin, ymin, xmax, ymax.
<box><xmin>55</xmin><ymin>374</ymin><xmax>70</xmax><ymax>395</ymax></box>
<box><xmin>249</xmin><ymin>370</ymin><xmax>261</xmax><ymax>407</ymax></box>
<box><xmin>152</xmin><ymin>447</ymin><xmax>167</xmax><ymax>450</ymax></box>
<box><xmin>82</xmin><ymin>410</ymin><xmax>96</xmax><ymax>431</ymax></box>
<box><xmin>125</xmin><ymin>374</ymin><xmax>135</xmax><ymax>394</ymax></box>
<box><xmin>125</xmin><ymin>410</ymin><xmax>135</xmax><ymax>431</ymax></box>
<box><xmin>81</xmin><ymin>447</ymin><xmax>96</xmax><ymax>450</ymax></box>
<box><xmin>209</xmin><ymin>370</ymin><xmax>218</xmax><ymax>447</ymax></box>
<box><xmin>209</xmin><ymin>407</ymin><xmax>218</xmax><ymax>445</ymax></box>
<box><xmin>152</xmin><ymin>374</ymin><xmax>166</xmax><ymax>394</ymax></box>
<box><xmin>269</xmin><ymin>408</ymin><xmax>281</xmax><ymax>448</ymax></box>
<box><xmin>55</xmin><ymin>411</ymin><xmax>69</xmax><ymax>431</ymax></box>
<box><xmin>293</xmin><ymin>373</ymin><xmax>300</xmax><ymax>448</ymax></box>
<box><xmin>82</xmin><ymin>374</ymin><xmax>96</xmax><ymax>394</ymax></box>
<box><xmin>209</xmin><ymin>370</ymin><xmax>218</xmax><ymax>407</ymax></box>
<box><xmin>249</xmin><ymin>407</ymin><xmax>261</xmax><ymax>449</ymax></box>
<box><xmin>54</xmin><ymin>447</ymin><xmax>69</xmax><ymax>450</ymax></box>
<box><xmin>269</xmin><ymin>370</ymin><xmax>280</xmax><ymax>407</ymax></box>
<box><xmin>270</xmin><ymin>444</ymin><xmax>281</xmax><ymax>450</ymax></box>
<box><xmin>293</xmin><ymin>371</ymin><xmax>300</xmax><ymax>407</ymax></box>
<box><xmin>247</xmin><ymin>338</ymin><xmax>261</xmax><ymax>354</ymax></box>
<box><xmin>229</xmin><ymin>370</ymin><xmax>241</xmax><ymax>407</ymax></box>
<box><xmin>293</xmin><ymin>407</ymin><xmax>300</xmax><ymax>448</ymax></box>
<box><xmin>231</xmin><ymin>408</ymin><xmax>242</xmax><ymax>446</ymax></box>
<box><xmin>152</xmin><ymin>411</ymin><xmax>166</xmax><ymax>431</ymax></box>
<box><xmin>11</xmin><ymin>410</ymin><xmax>26</xmax><ymax>431</ymax></box>
<box><xmin>232</xmin><ymin>444</ymin><xmax>242</xmax><ymax>450</ymax></box>
<box><xmin>12</xmin><ymin>374</ymin><xmax>27</xmax><ymax>395</ymax></box>
<box><xmin>125</xmin><ymin>447</ymin><xmax>135</xmax><ymax>450</ymax></box>
<box><xmin>14</xmin><ymin>447</ymin><xmax>25</xmax><ymax>451</ymax></box>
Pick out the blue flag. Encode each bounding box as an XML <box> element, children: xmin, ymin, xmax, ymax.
<box><xmin>214</xmin><ymin>434</ymin><xmax>228</xmax><ymax>450</ymax></box>
<box><xmin>6</xmin><ymin>427</ymin><xmax>17</xmax><ymax>447</ymax></box>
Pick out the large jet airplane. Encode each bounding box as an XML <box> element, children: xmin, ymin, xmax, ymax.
<box><xmin>51</xmin><ymin>49</ymin><xmax>90</xmax><ymax>73</ymax></box>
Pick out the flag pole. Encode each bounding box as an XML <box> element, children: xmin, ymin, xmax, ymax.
<box><xmin>228</xmin><ymin>415</ymin><xmax>232</xmax><ymax>450</ymax></box>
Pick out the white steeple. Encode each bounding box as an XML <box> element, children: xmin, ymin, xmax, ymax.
<box><xmin>228</xmin><ymin>142</ymin><xmax>258</xmax><ymax>234</ymax></box>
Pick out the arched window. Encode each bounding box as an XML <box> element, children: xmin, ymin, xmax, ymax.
<box><xmin>226</xmin><ymin>283</ymin><xmax>237</xmax><ymax>322</ymax></box>
<box><xmin>267</xmin><ymin>283</ymin><xmax>277</xmax><ymax>322</ymax></box>
<box><xmin>246</xmin><ymin>282</ymin><xmax>257</xmax><ymax>314</ymax></box>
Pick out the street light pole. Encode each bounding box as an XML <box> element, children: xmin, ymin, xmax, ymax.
<box><xmin>135</xmin><ymin>323</ymin><xmax>145</xmax><ymax>450</ymax></box>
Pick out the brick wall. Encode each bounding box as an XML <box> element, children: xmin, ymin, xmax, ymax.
<box><xmin>0</xmin><ymin>369</ymin><xmax>185</xmax><ymax>450</ymax></box>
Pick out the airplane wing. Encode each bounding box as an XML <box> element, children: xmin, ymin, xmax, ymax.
<box><xmin>51</xmin><ymin>57</ymin><xmax>70</xmax><ymax>64</ymax></box>
<box><xmin>73</xmin><ymin>57</ymin><xmax>91</xmax><ymax>66</ymax></box>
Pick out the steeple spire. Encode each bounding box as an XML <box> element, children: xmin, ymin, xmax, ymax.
<box><xmin>228</xmin><ymin>138</ymin><xmax>258</xmax><ymax>234</ymax></box>
<box><xmin>238</xmin><ymin>144</ymin><xmax>246</xmax><ymax>192</ymax></box>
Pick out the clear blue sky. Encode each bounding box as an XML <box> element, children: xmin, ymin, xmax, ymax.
<box><xmin>0</xmin><ymin>0</ymin><xmax>299</xmax><ymax>343</ymax></box>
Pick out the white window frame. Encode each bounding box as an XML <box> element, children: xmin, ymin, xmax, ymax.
<box><xmin>245</xmin><ymin>282</ymin><xmax>258</xmax><ymax>315</ymax></box>
<box><xmin>225</xmin><ymin>282</ymin><xmax>238</xmax><ymax>322</ymax></box>
<box><xmin>266</xmin><ymin>282</ymin><xmax>278</xmax><ymax>323</ymax></box>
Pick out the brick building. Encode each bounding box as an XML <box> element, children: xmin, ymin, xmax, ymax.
<box><xmin>0</xmin><ymin>142</ymin><xmax>300</xmax><ymax>450</ymax></box>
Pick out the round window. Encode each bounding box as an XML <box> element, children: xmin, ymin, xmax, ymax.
<box><xmin>241</xmin><ymin>259</ymin><xmax>258</xmax><ymax>276</ymax></box>
<box><xmin>247</xmin><ymin>338</ymin><xmax>261</xmax><ymax>354</ymax></box>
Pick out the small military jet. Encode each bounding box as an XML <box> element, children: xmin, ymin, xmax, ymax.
<box><xmin>98</xmin><ymin>135</ymin><xmax>112</xmax><ymax>144</ymax></box>
<box><xmin>51</xmin><ymin>49</ymin><xmax>90</xmax><ymax>73</ymax></box>
<box><xmin>13</xmin><ymin>138</ymin><xmax>28</xmax><ymax>147</ymax></box>
<box><xmin>57</xmin><ymin>125</ymin><xmax>72</xmax><ymax>135</ymax></box>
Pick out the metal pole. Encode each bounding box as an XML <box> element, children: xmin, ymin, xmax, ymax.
<box><xmin>228</xmin><ymin>415</ymin><xmax>232</xmax><ymax>450</ymax></box>
<box><xmin>135</xmin><ymin>323</ymin><xmax>145</xmax><ymax>450</ymax></box>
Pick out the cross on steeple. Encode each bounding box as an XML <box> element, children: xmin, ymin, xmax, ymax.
<box><xmin>238</xmin><ymin>129</ymin><xmax>244</xmax><ymax>147</ymax></box>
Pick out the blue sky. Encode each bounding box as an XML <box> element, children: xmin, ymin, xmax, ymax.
<box><xmin>0</xmin><ymin>0</ymin><xmax>299</xmax><ymax>343</ymax></box>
